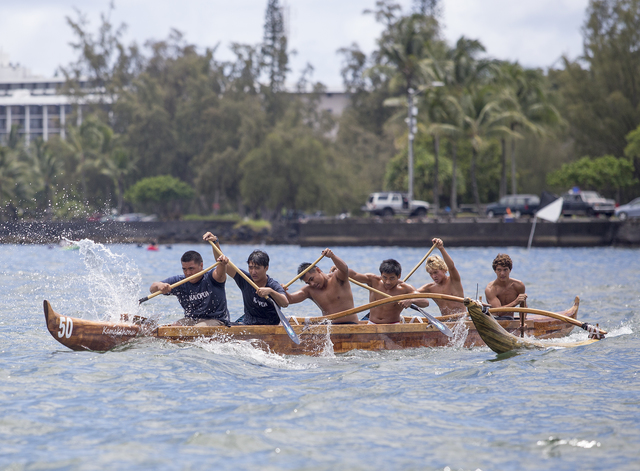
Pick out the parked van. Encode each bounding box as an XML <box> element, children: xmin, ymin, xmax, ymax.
<box><xmin>485</xmin><ymin>194</ymin><xmax>540</xmax><ymax>218</ymax></box>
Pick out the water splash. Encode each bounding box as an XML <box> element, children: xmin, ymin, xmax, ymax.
<box><xmin>73</xmin><ymin>239</ymin><xmax>142</xmax><ymax>322</ymax></box>
<box><xmin>448</xmin><ymin>317</ymin><xmax>470</xmax><ymax>348</ymax></box>
<box><xmin>193</xmin><ymin>336</ymin><xmax>314</xmax><ymax>370</ymax></box>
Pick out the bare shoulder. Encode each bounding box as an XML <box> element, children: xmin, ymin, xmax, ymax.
<box><xmin>418</xmin><ymin>282</ymin><xmax>436</xmax><ymax>293</ymax></box>
<box><xmin>512</xmin><ymin>278</ymin><xmax>526</xmax><ymax>291</ymax></box>
<box><xmin>398</xmin><ymin>281</ymin><xmax>418</xmax><ymax>293</ymax></box>
<box><xmin>485</xmin><ymin>280</ymin><xmax>497</xmax><ymax>292</ymax></box>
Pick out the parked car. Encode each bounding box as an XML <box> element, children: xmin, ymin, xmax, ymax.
<box><xmin>362</xmin><ymin>192</ymin><xmax>429</xmax><ymax>217</ymax></box>
<box><xmin>561</xmin><ymin>190</ymin><xmax>615</xmax><ymax>217</ymax></box>
<box><xmin>485</xmin><ymin>194</ymin><xmax>540</xmax><ymax>218</ymax></box>
<box><xmin>115</xmin><ymin>213</ymin><xmax>158</xmax><ymax>222</ymax></box>
<box><xmin>615</xmin><ymin>197</ymin><xmax>640</xmax><ymax>220</ymax></box>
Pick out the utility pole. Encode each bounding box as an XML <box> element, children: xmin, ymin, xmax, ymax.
<box><xmin>406</xmin><ymin>89</ymin><xmax>418</xmax><ymax>203</ymax></box>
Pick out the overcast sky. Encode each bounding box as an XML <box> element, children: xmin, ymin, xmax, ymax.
<box><xmin>1</xmin><ymin>0</ymin><xmax>589</xmax><ymax>89</ymax></box>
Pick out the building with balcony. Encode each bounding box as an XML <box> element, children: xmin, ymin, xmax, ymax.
<box><xmin>0</xmin><ymin>50</ymin><xmax>85</xmax><ymax>144</ymax></box>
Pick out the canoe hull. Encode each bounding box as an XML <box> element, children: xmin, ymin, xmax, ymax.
<box><xmin>43</xmin><ymin>298</ymin><xmax>580</xmax><ymax>354</ymax></box>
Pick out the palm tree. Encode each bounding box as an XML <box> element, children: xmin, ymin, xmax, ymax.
<box><xmin>374</xmin><ymin>12</ymin><xmax>443</xmax><ymax>201</ymax></box>
<box><xmin>64</xmin><ymin>118</ymin><xmax>110</xmax><ymax>206</ymax></box>
<box><xmin>0</xmin><ymin>145</ymin><xmax>29</xmax><ymax>220</ymax></box>
<box><xmin>498</xmin><ymin>62</ymin><xmax>562</xmax><ymax>194</ymax></box>
<box><xmin>100</xmin><ymin>147</ymin><xmax>137</xmax><ymax>214</ymax></box>
<box><xmin>450</xmin><ymin>85</ymin><xmax>517</xmax><ymax>212</ymax></box>
<box><xmin>28</xmin><ymin>138</ymin><xmax>62</xmax><ymax>218</ymax></box>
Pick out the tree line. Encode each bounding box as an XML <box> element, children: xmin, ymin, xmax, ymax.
<box><xmin>1</xmin><ymin>0</ymin><xmax>639</xmax><ymax>221</ymax></box>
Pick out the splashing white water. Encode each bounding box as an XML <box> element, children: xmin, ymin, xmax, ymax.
<box><xmin>448</xmin><ymin>317</ymin><xmax>470</xmax><ymax>348</ymax></box>
<box><xmin>73</xmin><ymin>239</ymin><xmax>142</xmax><ymax>322</ymax></box>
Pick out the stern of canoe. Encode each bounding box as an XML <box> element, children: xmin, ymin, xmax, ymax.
<box><xmin>43</xmin><ymin>300</ymin><xmax>142</xmax><ymax>352</ymax></box>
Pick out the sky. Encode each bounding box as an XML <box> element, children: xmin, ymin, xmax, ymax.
<box><xmin>1</xmin><ymin>0</ymin><xmax>590</xmax><ymax>90</ymax></box>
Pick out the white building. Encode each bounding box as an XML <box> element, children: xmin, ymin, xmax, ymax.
<box><xmin>0</xmin><ymin>50</ymin><xmax>84</xmax><ymax>144</ymax></box>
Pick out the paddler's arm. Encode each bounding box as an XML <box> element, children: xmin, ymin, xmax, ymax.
<box><xmin>323</xmin><ymin>248</ymin><xmax>348</xmax><ymax>282</ymax></box>
<box><xmin>348</xmin><ymin>268</ymin><xmax>374</xmax><ymax>285</ymax></box>
<box><xmin>484</xmin><ymin>284</ymin><xmax>502</xmax><ymax>308</ymax></box>
<box><xmin>203</xmin><ymin>232</ymin><xmax>237</xmax><ymax>277</ymax></box>
<box><xmin>256</xmin><ymin>287</ymin><xmax>289</xmax><ymax>307</ymax></box>
<box><xmin>282</xmin><ymin>285</ymin><xmax>310</xmax><ymax>305</ymax></box>
<box><xmin>212</xmin><ymin>255</ymin><xmax>228</xmax><ymax>283</ymax></box>
<box><xmin>150</xmin><ymin>281</ymin><xmax>171</xmax><ymax>294</ymax></box>
<box><xmin>398</xmin><ymin>284</ymin><xmax>429</xmax><ymax>309</ymax></box>
<box><xmin>435</xmin><ymin>238</ymin><xmax>461</xmax><ymax>284</ymax></box>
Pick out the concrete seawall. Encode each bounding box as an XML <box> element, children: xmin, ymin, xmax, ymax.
<box><xmin>1</xmin><ymin>218</ymin><xmax>638</xmax><ymax>247</ymax></box>
<box><xmin>296</xmin><ymin>218</ymin><xmax>636</xmax><ymax>247</ymax></box>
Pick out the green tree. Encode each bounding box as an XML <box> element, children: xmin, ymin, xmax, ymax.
<box><xmin>100</xmin><ymin>147</ymin><xmax>137</xmax><ymax>214</ymax></box>
<box><xmin>239</xmin><ymin>123</ymin><xmax>336</xmax><ymax>219</ymax></box>
<box><xmin>555</xmin><ymin>0</ymin><xmax>640</xmax><ymax>164</ymax></box>
<box><xmin>63</xmin><ymin>117</ymin><xmax>112</xmax><ymax>206</ymax></box>
<box><xmin>450</xmin><ymin>86</ymin><xmax>515</xmax><ymax>210</ymax></box>
<box><xmin>124</xmin><ymin>175</ymin><xmax>195</xmax><ymax>219</ymax></box>
<box><xmin>547</xmin><ymin>155</ymin><xmax>638</xmax><ymax>198</ymax></box>
<box><xmin>60</xmin><ymin>4</ymin><xmax>140</xmax><ymax>111</ymax></box>
<box><xmin>498</xmin><ymin>62</ymin><xmax>561</xmax><ymax>195</ymax></box>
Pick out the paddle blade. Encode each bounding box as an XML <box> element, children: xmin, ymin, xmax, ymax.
<box><xmin>410</xmin><ymin>304</ymin><xmax>453</xmax><ymax>337</ymax></box>
<box><xmin>138</xmin><ymin>296</ymin><xmax>149</xmax><ymax>304</ymax></box>
<box><xmin>270</xmin><ymin>298</ymin><xmax>300</xmax><ymax>344</ymax></box>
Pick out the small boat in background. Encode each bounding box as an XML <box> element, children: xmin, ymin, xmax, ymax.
<box><xmin>147</xmin><ymin>243</ymin><xmax>159</xmax><ymax>251</ymax></box>
<box><xmin>59</xmin><ymin>240</ymin><xmax>79</xmax><ymax>251</ymax></box>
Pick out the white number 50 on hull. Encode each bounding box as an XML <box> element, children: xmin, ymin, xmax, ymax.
<box><xmin>58</xmin><ymin>316</ymin><xmax>73</xmax><ymax>339</ymax></box>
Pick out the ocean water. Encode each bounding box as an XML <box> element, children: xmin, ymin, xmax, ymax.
<box><xmin>1</xmin><ymin>241</ymin><xmax>638</xmax><ymax>470</ymax></box>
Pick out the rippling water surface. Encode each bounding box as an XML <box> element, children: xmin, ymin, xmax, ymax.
<box><xmin>1</xmin><ymin>241</ymin><xmax>639</xmax><ymax>470</ymax></box>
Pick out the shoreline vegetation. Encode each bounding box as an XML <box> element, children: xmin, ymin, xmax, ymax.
<box><xmin>2</xmin><ymin>1</ymin><xmax>640</xmax><ymax>225</ymax></box>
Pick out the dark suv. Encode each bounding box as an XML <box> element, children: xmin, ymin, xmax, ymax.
<box><xmin>485</xmin><ymin>194</ymin><xmax>540</xmax><ymax>218</ymax></box>
<box><xmin>561</xmin><ymin>190</ymin><xmax>615</xmax><ymax>217</ymax></box>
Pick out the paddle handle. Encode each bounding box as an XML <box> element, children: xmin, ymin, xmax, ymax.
<box><xmin>207</xmin><ymin>239</ymin><xmax>262</xmax><ymax>292</ymax></box>
<box><xmin>283</xmin><ymin>254</ymin><xmax>325</xmax><ymax>288</ymax></box>
<box><xmin>403</xmin><ymin>242</ymin><xmax>438</xmax><ymax>282</ymax></box>
<box><xmin>139</xmin><ymin>261</ymin><xmax>221</xmax><ymax>304</ymax></box>
<box><xmin>304</xmin><ymin>292</ymin><xmax>463</xmax><ymax>323</ymax></box>
<box><xmin>349</xmin><ymin>277</ymin><xmax>390</xmax><ymax>298</ymax></box>
<box><xmin>489</xmin><ymin>306</ymin><xmax>607</xmax><ymax>335</ymax></box>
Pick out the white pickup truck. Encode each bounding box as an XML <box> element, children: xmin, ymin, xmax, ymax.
<box><xmin>362</xmin><ymin>192</ymin><xmax>430</xmax><ymax>217</ymax></box>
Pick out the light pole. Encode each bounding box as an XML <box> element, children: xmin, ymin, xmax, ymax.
<box><xmin>406</xmin><ymin>89</ymin><xmax>418</xmax><ymax>204</ymax></box>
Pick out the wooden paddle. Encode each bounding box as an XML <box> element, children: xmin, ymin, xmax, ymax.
<box><xmin>489</xmin><ymin>306</ymin><xmax>607</xmax><ymax>335</ymax></box>
<box><xmin>403</xmin><ymin>242</ymin><xmax>438</xmax><ymax>282</ymax></box>
<box><xmin>283</xmin><ymin>254</ymin><xmax>325</xmax><ymax>288</ymax></box>
<box><xmin>298</xmin><ymin>293</ymin><xmax>463</xmax><ymax>324</ymax></box>
<box><xmin>138</xmin><ymin>262</ymin><xmax>221</xmax><ymax>304</ymax></box>
<box><xmin>348</xmin><ymin>277</ymin><xmax>453</xmax><ymax>337</ymax></box>
<box><xmin>207</xmin><ymin>240</ymin><xmax>300</xmax><ymax>344</ymax></box>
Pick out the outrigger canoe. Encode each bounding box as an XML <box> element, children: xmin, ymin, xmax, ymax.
<box><xmin>44</xmin><ymin>293</ymin><xmax>583</xmax><ymax>355</ymax></box>
<box><xmin>465</xmin><ymin>298</ymin><xmax>604</xmax><ymax>354</ymax></box>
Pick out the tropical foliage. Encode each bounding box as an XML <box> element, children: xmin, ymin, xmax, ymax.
<box><xmin>2</xmin><ymin>0</ymin><xmax>640</xmax><ymax>222</ymax></box>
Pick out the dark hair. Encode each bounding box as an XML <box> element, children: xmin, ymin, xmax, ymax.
<box><xmin>247</xmin><ymin>250</ymin><xmax>269</xmax><ymax>267</ymax></box>
<box><xmin>379</xmin><ymin>259</ymin><xmax>402</xmax><ymax>277</ymax></box>
<box><xmin>181</xmin><ymin>251</ymin><xmax>203</xmax><ymax>264</ymax></box>
<box><xmin>492</xmin><ymin>253</ymin><xmax>512</xmax><ymax>271</ymax></box>
<box><xmin>297</xmin><ymin>262</ymin><xmax>313</xmax><ymax>275</ymax></box>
